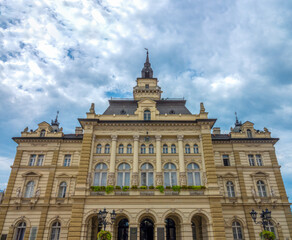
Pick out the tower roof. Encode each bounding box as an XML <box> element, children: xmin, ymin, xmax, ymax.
<box><xmin>141</xmin><ymin>48</ymin><xmax>153</xmax><ymax>78</ymax></box>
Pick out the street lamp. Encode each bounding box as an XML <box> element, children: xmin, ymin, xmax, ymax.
<box><xmin>98</xmin><ymin>208</ymin><xmax>116</xmax><ymax>231</ymax></box>
<box><xmin>250</xmin><ymin>208</ymin><xmax>271</xmax><ymax>230</ymax></box>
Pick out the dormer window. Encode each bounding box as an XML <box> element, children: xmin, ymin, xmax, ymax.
<box><xmin>144</xmin><ymin>110</ymin><xmax>151</xmax><ymax>121</ymax></box>
<box><xmin>169</xmin><ymin>110</ymin><xmax>175</xmax><ymax>114</ymax></box>
<box><xmin>247</xmin><ymin>129</ymin><xmax>252</xmax><ymax>138</ymax></box>
<box><xmin>120</xmin><ymin>109</ymin><xmax>126</xmax><ymax>115</ymax></box>
<box><xmin>40</xmin><ymin>130</ymin><xmax>46</xmax><ymax>137</ymax></box>
<box><xmin>145</xmin><ymin>84</ymin><xmax>149</xmax><ymax>89</ymax></box>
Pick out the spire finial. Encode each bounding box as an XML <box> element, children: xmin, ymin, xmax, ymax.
<box><xmin>55</xmin><ymin>110</ymin><xmax>59</xmax><ymax>122</ymax></box>
<box><xmin>235</xmin><ymin>112</ymin><xmax>238</xmax><ymax>124</ymax></box>
<box><xmin>141</xmin><ymin>48</ymin><xmax>153</xmax><ymax>78</ymax></box>
<box><xmin>144</xmin><ymin>48</ymin><xmax>149</xmax><ymax>63</ymax></box>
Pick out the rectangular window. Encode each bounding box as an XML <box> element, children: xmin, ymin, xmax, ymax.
<box><xmin>256</xmin><ymin>154</ymin><xmax>263</xmax><ymax>166</ymax></box>
<box><xmin>29</xmin><ymin>155</ymin><xmax>36</xmax><ymax>166</ymax></box>
<box><xmin>36</xmin><ymin>155</ymin><xmax>44</xmax><ymax>166</ymax></box>
<box><xmin>29</xmin><ymin>227</ymin><xmax>38</xmax><ymax>240</ymax></box>
<box><xmin>64</xmin><ymin>155</ymin><xmax>71</xmax><ymax>167</ymax></box>
<box><xmin>222</xmin><ymin>155</ymin><xmax>230</xmax><ymax>166</ymax></box>
<box><xmin>248</xmin><ymin>155</ymin><xmax>255</xmax><ymax>166</ymax></box>
<box><xmin>1</xmin><ymin>234</ymin><xmax>7</xmax><ymax>240</ymax></box>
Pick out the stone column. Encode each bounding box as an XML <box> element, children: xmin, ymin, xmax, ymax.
<box><xmin>177</xmin><ymin>135</ymin><xmax>186</xmax><ymax>185</ymax></box>
<box><xmin>155</xmin><ymin>135</ymin><xmax>163</xmax><ymax>186</ymax></box>
<box><xmin>108</xmin><ymin>135</ymin><xmax>117</xmax><ymax>186</ymax></box>
<box><xmin>132</xmin><ymin>135</ymin><xmax>139</xmax><ymax>186</ymax></box>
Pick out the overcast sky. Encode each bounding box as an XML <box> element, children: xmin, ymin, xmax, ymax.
<box><xmin>1</xmin><ymin>0</ymin><xmax>292</xmax><ymax>199</ymax></box>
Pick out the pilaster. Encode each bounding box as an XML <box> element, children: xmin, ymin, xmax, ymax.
<box><xmin>132</xmin><ymin>135</ymin><xmax>139</xmax><ymax>186</ymax></box>
<box><xmin>155</xmin><ymin>135</ymin><xmax>162</xmax><ymax>185</ymax></box>
<box><xmin>177</xmin><ymin>135</ymin><xmax>186</xmax><ymax>185</ymax></box>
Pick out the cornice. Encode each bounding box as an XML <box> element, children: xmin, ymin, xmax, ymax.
<box><xmin>212</xmin><ymin>138</ymin><xmax>279</xmax><ymax>144</ymax></box>
<box><xmin>12</xmin><ymin>137</ymin><xmax>83</xmax><ymax>144</ymax></box>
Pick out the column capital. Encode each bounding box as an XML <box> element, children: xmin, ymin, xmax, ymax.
<box><xmin>133</xmin><ymin>135</ymin><xmax>139</xmax><ymax>141</ymax></box>
<box><xmin>177</xmin><ymin>135</ymin><xmax>184</xmax><ymax>141</ymax></box>
<box><xmin>111</xmin><ymin>135</ymin><xmax>118</xmax><ymax>141</ymax></box>
<box><xmin>155</xmin><ymin>135</ymin><xmax>162</xmax><ymax>141</ymax></box>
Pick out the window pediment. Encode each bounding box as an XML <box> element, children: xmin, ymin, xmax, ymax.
<box><xmin>22</xmin><ymin>171</ymin><xmax>42</xmax><ymax>177</ymax></box>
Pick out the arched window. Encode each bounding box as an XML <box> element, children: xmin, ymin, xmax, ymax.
<box><xmin>119</xmin><ymin>144</ymin><xmax>124</xmax><ymax>154</ymax></box>
<box><xmin>24</xmin><ymin>181</ymin><xmax>34</xmax><ymax>198</ymax></box>
<box><xmin>163</xmin><ymin>144</ymin><xmax>168</xmax><ymax>154</ymax></box>
<box><xmin>185</xmin><ymin>144</ymin><xmax>190</xmax><ymax>154</ymax></box>
<box><xmin>164</xmin><ymin>163</ymin><xmax>177</xmax><ymax>187</ymax></box>
<box><xmin>193</xmin><ymin>144</ymin><xmax>199</xmax><ymax>154</ymax></box>
<box><xmin>94</xmin><ymin>163</ymin><xmax>108</xmax><ymax>186</ymax></box>
<box><xmin>141</xmin><ymin>163</ymin><xmax>154</xmax><ymax>186</ymax></box>
<box><xmin>232</xmin><ymin>221</ymin><xmax>243</xmax><ymax>240</ymax></box>
<box><xmin>141</xmin><ymin>144</ymin><xmax>146</xmax><ymax>154</ymax></box>
<box><xmin>50</xmin><ymin>221</ymin><xmax>61</xmax><ymax>240</ymax></box>
<box><xmin>171</xmin><ymin>144</ymin><xmax>176</xmax><ymax>154</ymax></box>
<box><xmin>96</xmin><ymin>144</ymin><xmax>102</xmax><ymax>154</ymax></box>
<box><xmin>226</xmin><ymin>181</ymin><xmax>235</xmax><ymax>197</ymax></box>
<box><xmin>149</xmin><ymin>144</ymin><xmax>154</xmax><ymax>154</ymax></box>
<box><xmin>144</xmin><ymin>110</ymin><xmax>151</xmax><ymax>121</ymax></box>
<box><xmin>15</xmin><ymin>221</ymin><xmax>26</xmax><ymax>240</ymax></box>
<box><xmin>165</xmin><ymin>218</ymin><xmax>176</xmax><ymax>240</ymax></box>
<box><xmin>127</xmin><ymin>144</ymin><xmax>132</xmax><ymax>154</ymax></box>
<box><xmin>266</xmin><ymin>221</ymin><xmax>277</xmax><ymax>237</ymax></box>
<box><xmin>117</xmin><ymin>163</ymin><xmax>130</xmax><ymax>187</ymax></box>
<box><xmin>58</xmin><ymin>182</ymin><xmax>67</xmax><ymax>198</ymax></box>
<box><xmin>257</xmin><ymin>180</ymin><xmax>267</xmax><ymax>197</ymax></box>
<box><xmin>105</xmin><ymin>144</ymin><xmax>110</xmax><ymax>154</ymax></box>
<box><xmin>247</xmin><ymin>129</ymin><xmax>252</xmax><ymax>138</ymax></box>
<box><xmin>187</xmin><ymin>163</ymin><xmax>201</xmax><ymax>186</ymax></box>
<box><xmin>192</xmin><ymin>222</ymin><xmax>197</xmax><ymax>240</ymax></box>
<box><xmin>40</xmin><ymin>129</ymin><xmax>46</xmax><ymax>137</ymax></box>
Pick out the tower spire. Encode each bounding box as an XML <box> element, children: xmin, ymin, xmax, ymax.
<box><xmin>141</xmin><ymin>48</ymin><xmax>153</xmax><ymax>78</ymax></box>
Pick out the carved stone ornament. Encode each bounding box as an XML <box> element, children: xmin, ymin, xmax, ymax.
<box><xmin>16</xmin><ymin>187</ymin><xmax>22</xmax><ymax>198</ymax></box>
<box><xmin>202</xmin><ymin>172</ymin><xmax>208</xmax><ymax>185</ymax></box>
<box><xmin>131</xmin><ymin>173</ymin><xmax>139</xmax><ymax>186</ymax></box>
<box><xmin>155</xmin><ymin>135</ymin><xmax>161</xmax><ymax>141</ymax></box>
<box><xmin>179</xmin><ymin>172</ymin><xmax>187</xmax><ymax>186</ymax></box>
<box><xmin>156</xmin><ymin>172</ymin><xmax>163</xmax><ymax>186</ymax></box>
<box><xmin>133</xmin><ymin>135</ymin><xmax>140</xmax><ymax>141</ymax></box>
<box><xmin>111</xmin><ymin>135</ymin><xmax>118</xmax><ymax>141</ymax></box>
<box><xmin>107</xmin><ymin>172</ymin><xmax>115</xmax><ymax>186</ymax></box>
<box><xmin>90</xmin><ymin>103</ymin><xmax>95</xmax><ymax>113</ymax></box>
<box><xmin>177</xmin><ymin>135</ymin><xmax>184</xmax><ymax>141</ymax></box>
<box><xmin>35</xmin><ymin>188</ymin><xmax>41</xmax><ymax>198</ymax></box>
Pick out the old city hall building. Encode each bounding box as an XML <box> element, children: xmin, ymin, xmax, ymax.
<box><xmin>0</xmin><ymin>52</ymin><xmax>292</xmax><ymax>240</ymax></box>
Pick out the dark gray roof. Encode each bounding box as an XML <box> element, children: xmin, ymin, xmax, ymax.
<box><xmin>103</xmin><ymin>100</ymin><xmax>192</xmax><ymax>115</ymax></box>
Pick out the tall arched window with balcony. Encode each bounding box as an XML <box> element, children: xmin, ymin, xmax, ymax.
<box><xmin>144</xmin><ymin>110</ymin><xmax>151</xmax><ymax>121</ymax></box>
<box><xmin>94</xmin><ymin>163</ymin><xmax>108</xmax><ymax>186</ymax></box>
<box><xmin>163</xmin><ymin>144</ymin><xmax>168</xmax><ymax>154</ymax></box>
<box><xmin>50</xmin><ymin>221</ymin><xmax>61</xmax><ymax>240</ymax></box>
<box><xmin>141</xmin><ymin>163</ymin><xmax>154</xmax><ymax>186</ymax></box>
<box><xmin>185</xmin><ymin>144</ymin><xmax>190</xmax><ymax>154</ymax></box>
<box><xmin>14</xmin><ymin>221</ymin><xmax>26</xmax><ymax>240</ymax></box>
<box><xmin>232</xmin><ymin>221</ymin><xmax>243</xmax><ymax>240</ymax></box>
<box><xmin>164</xmin><ymin>163</ymin><xmax>177</xmax><ymax>187</ymax></box>
<box><xmin>127</xmin><ymin>144</ymin><xmax>132</xmax><ymax>154</ymax></box>
<box><xmin>119</xmin><ymin>144</ymin><xmax>124</xmax><ymax>154</ymax></box>
<box><xmin>105</xmin><ymin>144</ymin><xmax>110</xmax><ymax>154</ymax></box>
<box><xmin>117</xmin><ymin>163</ymin><xmax>130</xmax><ymax>187</ymax></box>
<box><xmin>141</xmin><ymin>144</ymin><xmax>146</xmax><ymax>154</ymax></box>
<box><xmin>193</xmin><ymin>144</ymin><xmax>199</xmax><ymax>154</ymax></box>
<box><xmin>149</xmin><ymin>144</ymin><xmax>154</xmax><ymax>154</ymax></box>
<box><xmin>187</xmin><ymin>163</ymin><xmax>201</xmax><ymax>186</ymax></box>
<box><xmin>96</xmin><ymin>144</ymin><xmax>102</xmax><ymax>154</ymax></box>
<box><xmin>171</xmin><ymin>144</ymin><xmax>176</xmax><ymax>154</ymax></box>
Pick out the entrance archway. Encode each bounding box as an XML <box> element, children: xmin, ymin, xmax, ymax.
<box><xmin>165</xmin><ymin>218</ymin><xmax>176</xmax><ymax>240</ymax></box>
<box><xmin>191</xmin><ymin>214</ymin><xmax>209</xmax><ymax>240</ymax></box>
<box><xmin>140</xmin><ymin>218</ymin><xmax>154</xmax><ymax>240</ymax></box>
<box><xmin>86</xmin><ymin>216</ymin><xmax>102</xmax><ymax>240</ymax></box>
<box><xmin>118</xmin><ymin>218</ymin><xmax>129</xmax><ymax>240</ymax></box>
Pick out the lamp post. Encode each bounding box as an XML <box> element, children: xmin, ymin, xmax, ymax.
<box><xmin>97</xmin><ymin>208</ymin><xmax>116</xmax><ymax>231</ymax></box>
<box><xmin>250</xmin><ymin>208</ymin><xmax>272</xmax><ymax>231</ymax></box>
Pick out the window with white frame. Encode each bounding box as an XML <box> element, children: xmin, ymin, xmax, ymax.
<box><xmin>193</xmin><ymin>144</ymin><xmax>199</xmax><ymax>154</ymax></box>
<box><xmin>127</xmin><ymin>144</ymin><xmax>132</xmax><ymax>154</ymax></box>
<box><xmin>96</xmin><ymin>144</ymin><xmax>102</xmax><ymax>154</ymax></box>
<box><xmin>24</xmin><ymin>181</ymin><xmax>35</xmax><ymax>198</ymax></box>
<box><xmin>185</xmin><ymin>144</ymin><xmax>190</xmax><ymax>154</ymax></box>
<box><xmin>15</xmin><ymin>221</ymin><xmax>26</xmax><ymax>240</ymax></box>
<box><xmin>187</xmin><ymin>163</ymin><xmax>201</xmax><ymax>186</ymax></box>
<box><xmin>58</xmin><ymin>182</ymin><xmax>67</xmax><ymax>198</ymax></box>
<box><xmin>29</xmin><ymin>155</ymin><xmax>36</xmax><ymax>166</ymax></box>
<box><xmin>141</xmin><ymin>163</ymin><xmax>154</xmax><ymax>186</ymax></box>
<box><xmin>223</xmin><ymin>155</ymin><xmax>230</xmax><ymax>166</ymax></box>
<box><xmin>266</xmin><ymin>221</ymin><xmax>277</xmax><ymax>237</ymax></box>
<box><xmin>63</xmin><ymin>155</ymin><xmax>71</xmax><ymax>167</ymax></box>
<box><xmin>50</xmin><ymin>221</ymin><xmax>61</xmax><ymax>240</ymax></box>
<box><xmin>256</xmin><ymin>154</ymin><xmax>263</xmax><ymax>166</ymax></box>
<box><xmin>36</xmin><ymin>155</ymin><xmax>44</xmax><ymax>166</ymax></box>
<box><xmin>164</xmin><ymin>163</ymin><xmax>177</xmax><ymax>187</ymax></box>
<box><xmin>117</xmin><ymin>163</ymin><xmax>130</xmax><ymax>187</ymax></box>
<box><xmin>232</xmin><ymin>221</ymin><xmax>243</xmax><ymax>240</ymax></box>
<box><xmin>248</xmin><ymin>155</ymin><xmax>255</xmax><ymax>166</ymax></box>
<box><xmin>163</xmin><ymin>144</ymin><xmax>168</xmax><ymax>154</ymax></box>
<box><xmin>119</xmin><ymin>144</ymin><xmax>124</xmax><ymax>154</ymax></box>
<box><xmin>144</xmin><ymin>110</ymin><xmax>151</xmax><ymax>121</ymax></box>
<box><xmin>29</xmin><ymin>226</ymin><xmax>38</xmax><ymax>240</ymax></box>
<box><xmin>105</xmin><ymin>144</ymin><xmax>110</xmax><ymax>154</ymax></box>
<box><xmin>226</xmin><ymin>181</ymin><xmax>235</xmax><ymax>197</ymax></box>
<box><xmin>93</xmin><ymin>163</ymin><xmax>108</xmax><ymax>186</ymax></box>
<box><xmin>141</xmin><ymin>144</ymin><xmax>146</xmax><ymax>154</ymax></box>
<box><xmin>171</xmin><ymin>144</ymin><xmax>176</xmax><ymax>154</ymax></box>
<box><xmin>149</xmin><ymin>144</ymin><xmax>154</xmax><ymax>154</ymax></box>
<box><xmin>257</xmin><ymin>180</ymin><xmax>267</xmax><ymax>197</ymax></box>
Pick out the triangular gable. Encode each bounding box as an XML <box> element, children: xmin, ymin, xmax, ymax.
<box><xmin>22</xmin><ymin>171</ymin><xmax>42</xmax><ymax>177</ymax></box>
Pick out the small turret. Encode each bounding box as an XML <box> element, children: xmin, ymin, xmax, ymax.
<box><xmin>51</xmin><ymin>111</ymin><xmax>60</xmax><ymax>132</ymax></box>
<box><xmin>141</xmin><ymin>48</ymin><xmax>153</xmax><ymax>78</ymax></box>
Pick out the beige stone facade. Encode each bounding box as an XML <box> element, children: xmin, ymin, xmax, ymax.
<box><xmin>1</xmin><ymin>54</ymin><xmax>292</xmax><ymax>240</ymax></box>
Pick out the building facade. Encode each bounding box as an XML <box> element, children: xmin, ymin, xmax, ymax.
<box><xmin>0</xmin><ymin>52</ymin><xmax>292</xmax><ymax>240</ymax></box>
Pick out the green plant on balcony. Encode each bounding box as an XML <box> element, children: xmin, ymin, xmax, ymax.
<box><xmin>115</xmin><ymin>186</ymin><xmax>121</xmax><ymax>190</ymax></box>
<box><xmin>165</xmin><ymin>186</ymin><xmax>172</xmax><ymax>190</ymax></box>
<box><xmin>181</xmin><ymin>185</ymin><xmax>188</xmax><ymax>190</ymax></box>
<box><xmin>122</xmin><ymin>186</ymin><xmax>130</xmax><ymax>191</ymax></box>
<box><xmin>105</xmin><ymin>185</ymin><xmax>114</xmax><ymax>194</ymax></box>
<box><xmin>156</xmin><ymin>185</ymin><xmax>164</xmax><ymax>193</ymax></box>
<box><xmin>172</xmin><ymin>185</ymin><xmax>181</xmax><ymax>192</ymax></box>
<box><xmin>259</xmin><ymin>230</ymin><xmax>276</xmax><ymax>240</ymax></box>
<box><xmin>131</xmin><ymin>185</ymin><xmax>138</xmax><ymax>190</ymax></box>
<box><xmin>149</xmin><ymin>185</ymin><xmax>154</xmax><ymax>189</ymax></box>
<box><xmin>140</xmin><ymin>186</ymin><xmax>147</xmax><ymax>190</ymax></box>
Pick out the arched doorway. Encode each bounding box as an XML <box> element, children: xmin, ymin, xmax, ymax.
<box><xmin>191</xmin><ymin>214</ymin><xmax>209</xmax><ymax>240</ymax></box>
<box><xmin>118</xmin><ymin>218</ymin><xmax>129</xmax><ymax>240</ymax></box>
<box><xmin>140</xmin><ymin>218</ymin><xmax>154</xmax><ymax>240</ymax></box>
<box><xmin>87</xmin><ymin>216</ymin><xmax>102</xmax><ymax>240</ymax></box>
<box><xmin>165</xmin><ymin>218</ymin><xmax>176</xmax><ymax>240</ymax></box>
